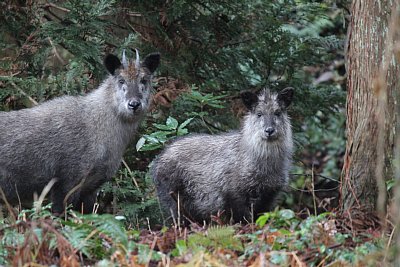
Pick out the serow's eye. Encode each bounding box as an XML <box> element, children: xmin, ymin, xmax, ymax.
<box><xmin>274</xmin><ymin>110</ymin><xmax>282</xmax><ymax>116</ymax></box>
<box><xmin>140</xmin><ymin>78</ymin><xmax>147</xmax><ymax>85</ymax></box>
<box><xmin>257</xmin><ymin>112</ymin><xmax>262</xmax><ymax>117</ymax></box>
<box><xmin>119</xmin><ymin>79</ymin><xmax>125</xmax><ymax>85</ymax></box>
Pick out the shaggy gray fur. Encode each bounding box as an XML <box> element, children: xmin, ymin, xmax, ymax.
<box><xmin>152</xmin><ymin>87</ymin><xmax>294</xmax><ymax>224</ymax></box>
<box><xmin>0</xmin><ymin>51</ymin><xmax>160</xmax><ymax>213</ymax></box>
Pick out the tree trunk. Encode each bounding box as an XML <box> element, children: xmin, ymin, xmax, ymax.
<box><xmin>341</xmin><ymin>0</ymin><xmax>400</xmax><ymax>217</ymax></box>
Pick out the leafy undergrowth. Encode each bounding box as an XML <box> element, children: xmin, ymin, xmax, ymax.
<box><xmin>0</xmin><ymin>206</ymin><xmax>390</xmax><ymax>266</ymax></box>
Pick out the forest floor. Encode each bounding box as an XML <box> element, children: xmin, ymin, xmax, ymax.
<box><xmin>0</xmin><ymin>205</ymin><xmax>390</xmax><ymax>266</ymax></box>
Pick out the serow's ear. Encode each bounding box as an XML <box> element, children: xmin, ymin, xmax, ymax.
<box><xmin>277</xmin><ymin>87</ymin><xmax>294</xmax><ymax>109</ymax></box>
<box><xmin>104</xmin><ymin>54</ymin><xmax>122</xmax><ymax>75</ymax></box>
<box><xmin>241</xmin><ymin>91</ymin><xmax>258</xmax><ymax>110</ymax></box>
<box><xmin>143</xmin><ymin>52</ymin><xmax>161</xmax><ymax>73</ymax></box>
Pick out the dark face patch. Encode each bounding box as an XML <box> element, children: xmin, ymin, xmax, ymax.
<box><xmin>241</xmin><ymin>91</ymin><xmax>259</xmax><ymax>110</ymax></box>
<box><xmin>104</xmin><ymin>54</ymin><xmax>122</xmax><ymax>75</ymax></box>
<box><xmin>277</xmin><ymin>87</ymin><xmax>294</xmax><ymax>109</ymax></box>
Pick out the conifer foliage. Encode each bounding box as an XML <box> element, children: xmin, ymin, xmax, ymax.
<box><xmin>0</xmin><ymin>0</ymin><xmax>343</xmax><ymax>114</ymax></box>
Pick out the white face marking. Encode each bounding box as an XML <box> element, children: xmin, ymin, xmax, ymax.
<box><xmin>241</xmin><ymin>89</ymin><xmax>293</xmax><ymax>160</ymax></box>
<box><xmin>113</xmin><ymin>67</ymin><xmax>152</xmax><ymax>119</ymax></box>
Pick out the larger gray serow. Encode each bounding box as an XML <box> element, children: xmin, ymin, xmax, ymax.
<box><xmin>0</xmin><ymin>50</ymin><xmax>160</xmax><ymax>214</ymax></box>
<box><xmin>152</xmin><ymin>87</ymin><xmax>294</xmax><ymax>224</ymax></box>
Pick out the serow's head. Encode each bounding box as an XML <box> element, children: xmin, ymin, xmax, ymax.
<box><xmin>104</xmin><ymin>49</ymin><xmax>160</xmax><ymax>119</ymax></box>
<box><xmin>241</xmin><ymin>87</ymin><xmax>294</xmax><ymax>142</ymax></box>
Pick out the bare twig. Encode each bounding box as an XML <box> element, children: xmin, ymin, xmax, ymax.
<box><xmin>169</xmin><ymin>191</ymin><xmax>197</xmax><ymax>225</ymax></box>
<box><xmin>35</xmin><ymin>178</ymin><xmax>57</xmax><ymax>213</ymax></box>
<box><xmin>121</xmin><ymin>159</ymin><xmax>139</xmax><ymax>190</ymax></box>
<box><xmin>0</xmin><ymin>187</ymin><xmax>16</xmax><ymax>222</ymax></box>
<box><xmin>47</xmin><ymin>38</ymin><xmax>66</xmax><ymax>65</ymax></box>
<box><xmin>290</xmin><ymin>173</ymin><xmax>340</xmax><ymax>183</ymax></box>
<box><xmin>291</xmin><ymin>251</ymin><xmax>306</xmax><ymax>267</ymax></box>
<box><xmin>384</xmin><ymin>225</ymin><xmax>396</xmax><ymax>262</ymax></box>
<box><xmin>73</xmin><ymin>229</ymin><xmax>99</xmax><ymax>254</ymax></box>
<box><xmin>289</xmin><ymin>185</ymin><xmax>339</xmax><ymax>193</ymax></box>
<box><xmin>43</xmin><ymin>2</ymin><xmax>70</xmax><ymax>13</ymax></box>
<box><xmin>15</xmin><ymin>183</ymin><xmax>22</xmax><ymax>213</ymax></box>
<box><xmin>145</xmin><ymin>235</ymin><xmax>158</xmax><ymax>267</ymax></box>
<box><xmin>311</xmin><ymin>165</ymin><xmax>317</xmax><ymax>216</ymax></box>
<box><xmin>9</xmin><ymin>81</ymin><xmax>38</xmax><ymax>106</ymax></box>
<box><xmin>63</xmin><ymin>177</ymin><xmax>87</xmax><ymax>214</ymax></box>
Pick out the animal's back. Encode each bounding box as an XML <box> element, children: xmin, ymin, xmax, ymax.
<box><xmin>154</xmin><ymin>132</ymin><xmax>241</xmax><ymax>182</ymax></box>
<box><xmin>156</xmin><ymin>132</ymin><xmax>241</xmax><ymax>178</ymax></box>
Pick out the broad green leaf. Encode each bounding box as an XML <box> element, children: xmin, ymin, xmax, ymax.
<box><xmin>178</xmin><ymin>118</ymin><xmax>193</xmax><ymax>131</ymax></box>
<box><xmin>144</xmin><ymin>135</ymin><xmax>163</xmax><ymax>144</ymax></box>
<box><xmin>139</xmin><ymin>143</ymin><xmax>163</xmax><ymax>151</ymax></box>
<box><xmin>206</xmin><ymin>102</ymin><xmax>225</xmax><ymax>109</ymax></box>
<box><xmin>278</xmin><ymin>209</ymin><xmax>295</xmax><ymax>220</ymax></box>
<box><xmin>270</xmin><ymin>252</ymin><xmax>287</xmax><ymax>265</ymax></box>
<box><xmin>278</xmin><ymin>229</ymin><xmax>292</xmax><ymax>235</ymax></box>
<box><xmin>166</xmin><ymin>116</ymin><xmax>179</xmax><ymax>129</ymax></box>
<box><xmin>173</xmin><ymin>239</ymin><xmax>187</xmax><ymax>256</ymax></box>
<box><xmin>177</xmin><ymin>128</ymin><xmax>188</xmax><ymax>136</ymax></box>
<box><xmin>256</xmin><ymin>213</ymin><xmax>270</xmax><ymax>227</ymax></box>
<box><xmin>148</xmin><ymin>131</ymin><xmax>170</xmax><ymax>140</ymax></box>
<box><xmin>136</xmin><ymin>136</ymin><xmax>146</xmax><ymax>151</ymax></box>
<box><xmin>387</xmin><ymin>179</ymin><xmax>395</xmax><ymax>191</ymax></box>
<box><xmin>153</xmin><ymin>123</ymin><xmax>175</xmax><ymax>131</ymax></box>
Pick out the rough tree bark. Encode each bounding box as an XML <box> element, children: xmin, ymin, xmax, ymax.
<box><xmin>341</xmin><ymin>0</ymin><xmax>400</xmax><ymax>218</ymax></box>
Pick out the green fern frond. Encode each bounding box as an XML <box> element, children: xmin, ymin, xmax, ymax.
<box><xmin>188</xmin><ymin>233</ymin><xmax>212</xmax><ymax>249</ymax></box>
<box><xmin>307</xmin><ymin>35</ymin><xmax>345</xmax><ymax>51</ymax></box>
<box><xmin>187</xmin><ymin>226</ymin><xmax>243</xmax><ymax>252</ymax></box>
<box><xmin>83</xmin><ymin>214</ymin><xmax>128</xmax><ymax>247</ymax></box>
<box><xmin>207</xmin><ymin>225</ymin><xmax>235</xmax><ymax>240</ymax></box>
<box><xmin>62</xmin><ymin>226</ymin><xmax>99</xmax><ymax>259</ymax></box>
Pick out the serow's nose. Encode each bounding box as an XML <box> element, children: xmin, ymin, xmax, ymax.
<box><xmin>265</xmin><ymin>127</ymin><xmax>275</xmax><ymax>136</ymax></box>
<box><xmin>128</xmin><ymin>100</ymin><xmax>141</xmax><ymax>111</ymax></box>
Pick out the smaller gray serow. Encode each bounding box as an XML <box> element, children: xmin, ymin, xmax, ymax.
<box><xmin>0</xmin><ymin>50</ymin><xmax>160</xmax><ymax>214</ymax></box>
<box><xmin>152</xmin><ymin>87</ymin><xmax>294</xmax><ymax>224</ymax></box>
